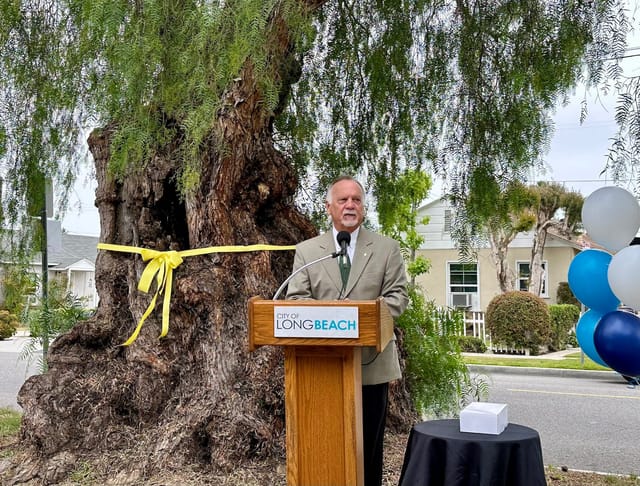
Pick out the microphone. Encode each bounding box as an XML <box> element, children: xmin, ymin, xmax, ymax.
<box><xmin>272</xmin><ymin>231</ymin><xmax>352</xmax><ymax>300</ymax></box>
<box><xmin>337</xmin><ymin>231</ymin><xmax>351</xmax><ymax>257</ymax></box>
<box><xmin>273</xmin><ymin>250</ymin><xmax>340</xmax><ymax>300</ymax></box>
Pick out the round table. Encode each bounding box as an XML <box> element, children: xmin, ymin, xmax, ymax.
<box><xmin>398</xmin><ymin>419</ymin><xmax>546</xmax><ymax>486</ymax></box>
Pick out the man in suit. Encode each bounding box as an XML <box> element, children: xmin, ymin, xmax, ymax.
<box><xmin>286</xmin><ymin>175</ymin><xmax>409</xmax><ymax>486</ymax></box>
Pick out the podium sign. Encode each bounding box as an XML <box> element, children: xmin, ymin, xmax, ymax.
<box><xmin>248</xmin><ymin>297</ymin><xmax>394</xmax><ymax>486</ymax></box>
<box><xmin>273</xmin><ymin>305</ymin><xmax>359</xmax><ymax>338</ymax></box>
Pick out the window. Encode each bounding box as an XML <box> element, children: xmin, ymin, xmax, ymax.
<box><xmin>444</xmin><ymin>209</ymin><xmax>452</xmax><ymax>233</ymax></box>
<box><xmin>448</xmin><ymin>262</ymin><xmax>478</xmax><ymax>309</ymax></box>
<box><xmin>517</xmin><ymin>261</ymin><xmax>548</xmax><ymax>297</ymax></box>
<box><xmin>449</xmin><ymin>262</ymin><xmax>478</xmax><ymax>293</ymax></box>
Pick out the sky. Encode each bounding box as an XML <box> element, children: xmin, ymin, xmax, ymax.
<box><xmin>60</xmin><ymin>164</ymin><xmax>99</xmax><ymax>236</ymax></box>
<box><xmin>541</xmin><ymin>86</ymin><xmax>633</xmax><ymax>197</ymax></box>
<box><xmin>540</xmin><ymin>5</ymin><xmax>640</xmax><ymax>198</ymax></box>
<box><xmin>60</xmin><ymin>5</ymin><xmax>640</xmax><ymax>237</ymax></box>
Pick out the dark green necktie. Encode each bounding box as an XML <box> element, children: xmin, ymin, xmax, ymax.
<box><xmin>339</xmin><ymin>253</ymin><xmax>351</xmax><ymax>288</ymax></box>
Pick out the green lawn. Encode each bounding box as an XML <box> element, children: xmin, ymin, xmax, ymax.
<box><xmin>463</xmin><ymin>351</ymin><xmax>612</xmax><ymax>371</ymax></box>
<box><xmin>0</xmin><ymin>408</ymin><xmax>21</xmax><ymax>438</ymax></box>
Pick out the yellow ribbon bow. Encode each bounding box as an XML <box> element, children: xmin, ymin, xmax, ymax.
<box><xmin>98</xmin><ymin>242</ymin><xmax>296</xmax><ymax>346</ymax></box>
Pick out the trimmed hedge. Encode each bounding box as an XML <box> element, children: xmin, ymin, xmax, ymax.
<box><xmin>485</xmin><ymin>291</ymin><xmax>551</xmax><ymax>355</ymax></box>
<box><xmin>456</xmin><ymin>335</ymin><xmax>487</xmax><ymax>353</ymax></box>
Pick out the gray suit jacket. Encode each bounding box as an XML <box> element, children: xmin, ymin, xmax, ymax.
<box><xmin>286</xmin><ymin>227</ymin><xmax>409</xmax><ymax>385</ymax></box>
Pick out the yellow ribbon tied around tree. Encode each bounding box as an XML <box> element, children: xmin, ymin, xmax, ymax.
<box><xmin>98</xmin><ymin>242</ymin><xmax>296</xmax><ymax>346</ymax></box>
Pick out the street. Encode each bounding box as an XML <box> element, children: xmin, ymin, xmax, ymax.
<box><xmin>476</xmin><ymin>367</ymin><xmax>640</xmax><ymax>477</ymax></box>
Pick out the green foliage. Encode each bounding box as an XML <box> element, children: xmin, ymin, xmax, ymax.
<box><xmin>1</xmin><ymin>266</ymin><xmax>37</xmax><ymax>317</ymax></box>
<box><xmin>526</xmin><ymin>183</ymin><xmax>584</xmax><ymax>296</ymax></box>
<box><xmin>376</xmin><ymin>170</ymin><xmax>432</xmax><ymax>239</ymax></box>
<box><xmin>0</xmin><ymin>309</ymin><xmax>19</xmax><ymax>340</ymax></box>
<box><xmin>548</xmin><ymin>304</ymin><xmax>580</xmax><ymax>352</ymax></box>
<box><xmin>407</xmin><ymin>255</ymin><xmax>431</xmax><ymax>282</ymax></box>
<box><xmin>1</xmin><ymin>0</ymin><xmax>628</xmax><ymax>245</ymax></box>
<box><xmin>22</xmin><ymin>279</ymin><xmax>92</xmax><ymax>372</ymax></box>
<box><xmin>377</xmin><ymin>169</ymin><xmax>432</xmax><ymax>285</ymax></box>
<box><xmin>485</xmin><ymin>291</ymin><xmax>551</xmax><ymax>355</ymax></box>
<box><xmin>459</xmin><ymin>374</ymin><xmax>490</xmax><ymax>407</ymax></box>
<box><xmin>397</xmin><ymin>287</ymin><xmax>469</xmax><ymax>417</ymax></box>
<box><xmin>531</xmin><ymin>182</ymin><xmax>584</xmax><ymax>234</ymax></box>
<box><xmin>0</xmin><ymin>0</ymin><xmax>314</xmax><ymax>214</ymax></box>
<box><xmin>456</xmin><ymin>335</ymin><xmax>487</xmax><ymax>354</ymax></box>
<box><xmin>475</xmin><ymin>180</ymin><xmax>537</xmax><ymax>289</ymax></box>
<box><xmin>27</xmin><ymin>279</ymin><xmax>91</xmax><ymax>337</ymax></box>
<box><xmin>432</xmin><ymin>0</ymin><xmax>617</xmax><ymax>252</ymax></box>
<box><xmin>566</xmin><ymin>329</ymin><xmax>578</xmax><ymax>348</ymax></box>
<box><xmin>556</xmin><ymin>282</ymin><xmax>580</xmax><ymax>307</ymax></box>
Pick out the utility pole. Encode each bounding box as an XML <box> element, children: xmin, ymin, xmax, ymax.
<box><xmin>41</xmin><ymin>200</ymin><xmax>49</xmax><ymax>371</ymax></box>
<box><xmin>34</xmin><ymin>174</ymin><xmax>53</xmax><ymax>371</ymax></box>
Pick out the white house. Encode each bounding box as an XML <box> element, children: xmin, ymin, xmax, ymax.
<box><xmin>414</xmin><ymin>198</ymin><xmax>582</xmax><ymax>312</ymax></box>
<box><xmin>0</xmin><ymin>227</ymin><xmax>99</xmax><ymax>310</ymax></box>
<box><xmin>47</xmin><ymin>232</ymin><xmax>99</xmax><ymax>308</ymax></box>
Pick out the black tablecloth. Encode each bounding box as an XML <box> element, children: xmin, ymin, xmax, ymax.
<box><xmin>398</xmin><ymin>419</ymin><xmax>546</xmax><ymax>486</ymax></box>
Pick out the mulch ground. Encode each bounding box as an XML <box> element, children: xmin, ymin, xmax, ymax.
<box><xmin>2</xmin><ymin>431</ymin><xmax>640</xmax><ymax>485</ymax></box>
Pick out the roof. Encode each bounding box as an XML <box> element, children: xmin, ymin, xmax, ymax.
<box><xmin>48</xmin><ymin>233</ymin><xmax>99</xmax><ymax>270</ymax></box>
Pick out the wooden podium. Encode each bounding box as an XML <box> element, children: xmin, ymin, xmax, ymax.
<box><xmin>248</xmin><ymin>297</ymin><xmax>394</xmax><ymax>486</ymax></box>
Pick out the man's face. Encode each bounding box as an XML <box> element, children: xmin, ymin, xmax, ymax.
<box><xmin>326</xmin><ymin>179</ymin><xmax>365</xmax><ymax>232</ymax></box>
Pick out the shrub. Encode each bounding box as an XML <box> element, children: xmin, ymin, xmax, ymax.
<box><xmin>456</xmin><ymin>335</ymin><xmax>487</xmax><ymax>353</ymax></box>
<box><xmin>485</xmin><ymin>291</ymin><xmax>551</xmax><ymax>355</ymax></box>
<box><xmin>548</xmin><ymin>304</ymin><xmax>580</xmax><ymax>351</ymax></box>
<box><xmin>0</xmin><ymin>310</ymin><xmax>19</xmax><ymax>340</ymax></box>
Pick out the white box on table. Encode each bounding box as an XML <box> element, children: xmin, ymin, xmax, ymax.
<box><xmin>459</xmin><ymin>402</ymin><xmax>508</xmax><ymax>435</ymax></box>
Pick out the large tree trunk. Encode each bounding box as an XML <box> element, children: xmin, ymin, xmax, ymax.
<box><xmin>12</xmin><ymin>74</ymin><xmax>315</xmax><ymax>484</ymax></box>
<box><xmin>5</xmin><ymin>5</ymin><xmax>416</xmax><ymax>484</ymax></box>
<box><xmin>9</xmin><ymin>16</ymin><xmax>320</xmax><ymax>486</ymax></box>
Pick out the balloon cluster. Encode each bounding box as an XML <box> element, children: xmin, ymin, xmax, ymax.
<box><xmin>568</xmin><ymin>186</ymin><xmax>640</xmax><ymax>378</ymax></box>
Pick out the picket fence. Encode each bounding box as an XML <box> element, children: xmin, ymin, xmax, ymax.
<box><xmin>461</xmin><ymin>310</ymin><xmax>530</xmax><ymax>355</ymax></box>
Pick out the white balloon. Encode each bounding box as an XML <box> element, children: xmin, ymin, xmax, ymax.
<box><xmin>582</xmin><ymin>186</ymin><xmax>640</xmax><ymax>252</ymax></box>
<box><xmin>608</xmin><ymin>245</ymin><xmax>640</xmax><ymax>310</ymax></box>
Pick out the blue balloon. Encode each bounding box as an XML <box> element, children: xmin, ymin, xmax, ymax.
<box><xmin>576</xmin><ymin>310</ymin><xmax>608</xmax><ymax>367</ymax></box>
<box><xmin>568</xmin><ymin>249</ymin><xmax>620</xmax><ymax>313</ymax></box>
<box><xmin>594</xmin><ymin>310</ymin><xmax>640</xmax><ymax>377</ymax></box>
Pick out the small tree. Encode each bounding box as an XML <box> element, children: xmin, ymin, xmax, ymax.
<box><xmin>528</xmin><ymin>183</ymin><xmax>583</xmax><ymax>296</ymax></box>
<box><xmin>396</xmin><ymin>288</ymin><xmax>469</xmax><ymax>418</ymax></box>
<box><xmin>376</xmin><ymin>169</ymin><xmax>432</xmax><ymax>286</ymax></box>
<box><xmin>483</xmin><ymin>181</ymin><xmax>537</xmax><ymax>292</ymax></box>
<box><xmin>377</xmin><ymin>168</ymin><xmax>472</xmax><ymax>422</ymax></box>
<box><xmin>485</xmin><ymin>291</ymin><xmax>551</xmax><ymax>355</ymax></box>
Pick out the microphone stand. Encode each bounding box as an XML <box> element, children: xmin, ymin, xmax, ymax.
<box><xmin>272</xmin><ymin>252</ymin><xmax>340</xmax><ymax>300</ymax></box>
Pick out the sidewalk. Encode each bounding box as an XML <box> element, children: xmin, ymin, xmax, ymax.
<box><xmin>0</xmin><ymin>332</ymin><xmax>40</xmax><ymax>354</ymax></box>
<box><xmin>463</xmin><ymin>348</ymin><xmax>578</xmax><ymax>360</ymax></box>
<box><xmin>464</xmin><ymin>348</ymin><xmax>621</xmax><ymax>380</ymax></box>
